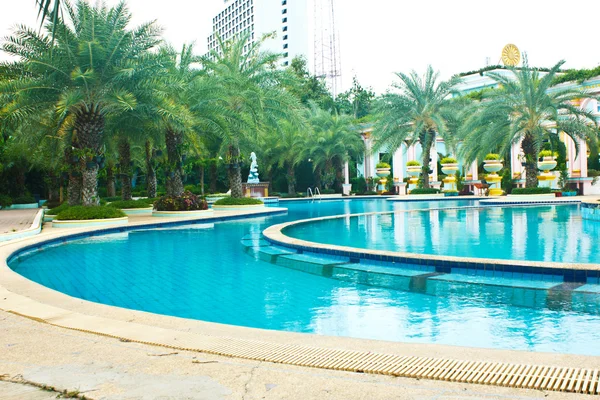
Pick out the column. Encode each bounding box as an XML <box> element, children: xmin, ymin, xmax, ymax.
<box><xmin>342</xmin><ymin>160</ymin><xmax>351</xmax><ymax>195</ymax></box>
<box><xmin>430</xmin><ymin>143</ymin><xmax>438</xmax><ymax>182</ymax></box>
<box><xmin>469</xmin><ymin>161</ymin><xmax>478</xmax><ymax>181</ymax></box>
<box><xmin>392</xmin><ymin>144</ymin><xmax>406</xmax><ymax>195</ymax></box>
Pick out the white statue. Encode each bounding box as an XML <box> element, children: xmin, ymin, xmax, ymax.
<box><xmin>247</xmin><ymin>152</ymin><xmax>260</xmax><ymax>183</ymax></box>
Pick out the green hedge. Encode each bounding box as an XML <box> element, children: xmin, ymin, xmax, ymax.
<box><xmin>55</xmin><ymin>206</ymin><xmax>126</xmax><ymax>220</ymax></box>
<box><xmin>409</xmin><ymin>188</ymin><xmax>440</xmax><ymax>195</ymax></box>
<box><xmin>511</xmin><ymin>187</ymin><xmax>552</xmax><ymax>195</ymax></box>
<box><xmin>13</xmin><ymin>195</ymin><xmax>36</xmax><ymax>204</ymax></box>
<box><xmin>214</xmin><ymin>197</ymin><xmax>263</xmax><ymax>206</ymax></box>
<box><xmin>103</xmin><ymin>196</ymin><xmax>122</xmax><ymax>202</ymax></box>
<box><xmin>107</xmin><ymin>199</ymin><xmax>153</xmax><ymax>209</ymax></box>
<box><xmin>47</xmin><ymin>203</ymin><xmax>70</xmax><ymax>215</ymax></box>
<box><xmin>0</xmin><ymin>195</ymin><xmax>12</xmax><ymax>208</ymax></box>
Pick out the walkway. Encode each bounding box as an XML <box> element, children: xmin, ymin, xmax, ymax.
<box><xmin>0</xmin><ymin>209</ymin><xmax>38</xmax><ymax>235</ymax></box>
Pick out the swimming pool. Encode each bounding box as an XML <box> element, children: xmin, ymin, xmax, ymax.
<box><xmin>7</xmin><ymin>199</ymin><xmax>600</xmax><ymax>355</ymax></box>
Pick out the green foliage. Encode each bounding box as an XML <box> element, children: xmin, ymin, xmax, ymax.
<box><xmin>154</xmin><ymin>191</ymin><xmax>208</xmax><ymax>211</ymax></box>
<box><xmin>376</xmin><ymin>162</ymin><xmax>391</xmax><ymax>169</ymax></box>
<box><xmin>511</xmin><ymin>187</ymin><xmax>552</xmax><ymax>195</ymax></box>
<box><xmin>334</xmin><ymin>76</ymin><xmax>375</xmax><ymax>119</ymax></box>
<box><xmin>440</xmin><ymin>157</ymin><xmax>457</xmax><ymax>164</ymax></box>
<box><xmin>552</xmin><ymin>66</ymin><xmax>600</xmax><ymax>85</ymax></box>
<box><xmin>558</xmin><ymin>164</ymin><xmax>569</xmax><ymax>191</ymax></box>
<box><xmin>484</xmin><ymin>153</ymin><xmax>500</xmax><ymax>160</ymax></box>
<box><xmin>107</xmin><ymin>200</ymin><xmax>152</xmax><ymax>209</ymax></box>
<box><xmin>350</xmin><ymin>177</ymin><xmax>367</xmax><ymax>193</ymax></box>
<box><xmin>48</xmin><ymin>202</ymin><xmax>70</xmax><ymax>215</ymax></box>
<box><xmin>285</xmin><ymin>56</ymin><xmax>334</xmax><ymax>110</ymax></box>
<box><xmin>501</xmin><ymin>168</ymin><xmax>513</xmax><ymax>195</ymax></box>
<box><xmin>214</xmin><ymin>197</ymin><xmax>264</xmax><ymax>205</ymax></box>
<box><xmin>538</xmin><ymin>150</ymin><xmax>556</xmax><ymax>158</ymax></box>
<box><xmin>409</xmin><ymin>188</ymin><xmax>440</xmax><ymax>195</ymax></box>
<box><xmin>103</xmin><ymin>196</ymin><xmax>122</xmax><ymax>202</ymax></box>
<box><xmin>0</xmin><ymin>195</ymin><xmax>12</xmax><ymax>208</ymax></box>
<box><xmin>12</xmin><ymin>195</ymin><xmax>36</xmax><ymax>204</ymax></box>
<box><xmin>456</xmin><ymin>65</ymin><xmax>554</xmax><ymax>78</ymax></box>
<box><xmin>55</xmin><ymin>206</ymin><xmax>126</xmax><ymax>220</ymax></box>
<box><xmin>406</xmin><ymin>160</ymin><xmax>421</xmax><ymax>166</ymax></box>
<box><xmin>320</xmin><ymin>188</ymin><xmax>335</xmax><ymax>194</ymax></box>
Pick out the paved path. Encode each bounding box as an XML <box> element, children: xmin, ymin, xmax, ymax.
<box><xmin>0</xmin><ymin>209</ymin><xmax>38</xmax><ymax>235</ymax></box>
<box><xmin>0</xmin><ymin>381</ymin><xmax>57</xmax><ymax>399</ymax></box>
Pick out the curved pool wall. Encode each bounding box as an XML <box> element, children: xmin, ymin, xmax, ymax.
<box><xmin>582</xmin><ymin>201</ymin><xmax>600</xmax><ymax>221</ymax></box>
<box><xmin>7</xmin><ymin>199</ymin><xmax>600</xmax><ymax>355</ymax></box>
<box><xmin>275</xmin><ymin>204</ymin><xmax>600</xmax><ymax>283</ymax></box>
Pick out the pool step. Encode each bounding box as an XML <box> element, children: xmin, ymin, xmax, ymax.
<box><xmin>240</xmin><ymin>238</ymin><xmax>271</xmax><ymax>248</ymax></box>
<box><xmin>257</xmin><ymin>246</ymin><xmax>296</xmax><ymax>263</ymax></box>
<box><xmin>276</xmin><ymin>253</ymin><xmax>349</xmax><ymax>276</ymax></box>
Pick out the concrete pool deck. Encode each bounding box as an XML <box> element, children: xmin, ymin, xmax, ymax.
<box><xmin>1</xmin><ymin>201</ymin><xmax>600</xmax><ymax>398</ymax></box>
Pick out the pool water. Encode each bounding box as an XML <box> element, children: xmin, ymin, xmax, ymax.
<box><xmin>284</xmin><ymin>204</ymin><xmax>600</xmax><ymax>264</ymax></box>
<box><xmin>8</xmin><ymin>199</ymin><xmax>600</xmax><ymax>355</ymax></box>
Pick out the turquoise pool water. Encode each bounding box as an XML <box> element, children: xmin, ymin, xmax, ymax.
<box><xmin>284</xmin><ymin>204</ymin><xmax>600</xmax><ymax>264</ymax></box>
<box><xmin>8</xmin><ymin>199</ymin><xmax>600</xmax><ymax>355</ymax></box>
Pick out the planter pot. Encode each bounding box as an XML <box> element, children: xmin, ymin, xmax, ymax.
<box><xmin>52</xmin><ymin>216</ymin><xmax>128</xmax><ymax>229</ymax></box>
<box><xmin>406</xmin><ymin>166</ymin><xmax>421</xmax><ymax>177</ymax></box>
<box><xmin>537</xmin><ymin>159</ymin><xmax>557</xmax><ymax>172</ymax></box>
<box><xmin>120</xmin><ymin>206</ymin><xmax>153</xmax><ymax>216</ymax></box>
<box><xmin>483</xmin><ymin>160</ymin><xmax>503</xmax><ymax>173</ymax></box>
<box><xmin>152</xmin><ymin>209</ymin><xmax>214</xmax><ymax>218</ymax></box>
<box><xmin>211</xmin><ymin>204</ymin><xmax>265</xmax><ymax>211</ymax></box>
<box><xmin>375</xmin><ymin>168</ymin><xmax>391</xmax><ymax>178</ymax></box>
<box><xmin>555</xmin><ymin>192</ymin><xmax>563</xmax><ymax>198</ymax></box>
<box><xmin>441</xmin><ymin>163</ymin><xmax>459</xmax><ymax>175</ymax></box>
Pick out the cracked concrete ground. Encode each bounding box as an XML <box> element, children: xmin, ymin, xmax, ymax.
<box><xmin>0</xmin><ymin>310</ymin><xmax>592</xmax><ymax>400</ymax></box>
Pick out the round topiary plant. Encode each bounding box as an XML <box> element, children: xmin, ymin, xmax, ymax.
<box><xmin>376</xmin><ymin>162</ymin><xmax>391</xmax><ymax>169</ymax></box>
<box><xmin>440</xmin><ymin>157</ymin><xmax>458</xmax><ymax>164</ymax></box>
<box><xmin>484</xmin><ymin>153</ymin><xmax>500</xmax><ymax>161</ymax></box>
<box><xmin>154</xmin><ymin>191</ymin><xmax>208</xmax><ymax>211</ymax></box>
<box><xmin>406</xmin><ymin>160</ymin><xmax>421</xmax><ymax>167</ymax></box>
<box><xmin>539</xmin><ymin>150</ymin><xmax>557</xmax><ymax>158</ymax></box>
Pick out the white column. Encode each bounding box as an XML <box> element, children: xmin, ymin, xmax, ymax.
<box><xmin>430</xmin><ymin>144</ymin><xmax>438</xmax><ymax>182</ymax></box>
<box><xmin>510</xmin><ymin>141</ymin><xmax>524</xmax><ymax>180</ymax></box>
<box><xmin>575</xmin><ymin>138</ymin><xmax>588</xmax><ymax>177</ymax></box>
<box><xmin>392</xmin><ymin>145</ymin><xmax>404</xmax><ymax>180</ymax></box>
<box><xmin>363</xmin><ymin>137</ymin><xmax>371</xmax><ymax>178</ymax></box>
<box><xmin>469</xmin><ymin>161</ymin><xmax>478</xmax><ymax>181</ymax></box>
<box><xmin>565</xmin><ymin>135</ymin><xmax>577</xmax><ymax>176</ymax></box>
<box><xmin>342</xmin><ymin>160</ymin><xmax>352</xmax><ymax>195</ymax></box>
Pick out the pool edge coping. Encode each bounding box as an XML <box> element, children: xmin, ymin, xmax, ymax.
<box><xmin>1</xmin><ymin>202</ymin><xmax>600</xmax><ymax>396</ymax></box>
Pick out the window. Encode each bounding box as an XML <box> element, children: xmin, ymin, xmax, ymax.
<box><xmin>283</xmin><ymin>43</ymin><xmax>288</xmax><ymax>49</ymax></box>
<box><xmin>283</xmin><ymin>52</ymin><xmax>289</xmax><ymax>58</ymax></box>
<box><xmin>283</xmin><ymin>34</ymin><xmax>288</xmax><ymax>40</ymax></box>
<box><xmin>283</xmin><ymin>61</ymin><xmax>289</xmax><ymax>66</ymax></box>
<box><xmin>282</xmin><ymin>0</ymin><xmax>287</xmax><ymax>4</ymax></box>
<box><xmin>282</xmin><ymin>26</ymin><xmax>288</xmax><ymax>32</ymax></box>
<box><xmin>282</xmin><ymin>17</ymin><xmax>287</xmax><ymax>23</ymax></box>
<box><xmin>282</xmin><ymin>8</ymin><xmax>287</xmax><ymax>14</ymax></box>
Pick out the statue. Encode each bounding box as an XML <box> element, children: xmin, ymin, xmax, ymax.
<box><xmin>247</xmin><ymin>152</ymin><xmax>260</xmax><ymax>183</ymax></box>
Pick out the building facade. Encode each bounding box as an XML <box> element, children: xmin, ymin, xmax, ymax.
<box><xmin>206</xmin><ymin>0</ymin><xmax>311</xmax><ymax>68</ymax></box>
<box><xmin>356</xmin><ymin>70</ymin><xmax>600</xmax><ymax>195</ymax></box>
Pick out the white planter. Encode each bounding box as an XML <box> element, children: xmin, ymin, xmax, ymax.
<box><xmin>483</xmin><ymin>160</ymin><xmax>503</xmax><ymax>173</ymax></box>
<box><xmin>375</xmin><ymin>168</ymin><xmax>391</xmax><ymax>178</ymax></box>
<box><xmin>538</xmin><ymin>159</ymin><xmax>557</xmax><ymax>172</ymax></box>
<box><xmin>152</xmin><ymin>209</ymin><xmax>214</xmax><ymax>218</ymax></box>
<box><xmin>120</xmin><ymin>206</ymin><xmax>153</xmax><ymax>216</ymax></box>
<box><xmin>406</xmin><ymin>166</ymin><xmax>421</xmax><ymax>177</ymax></box>
<box><xmin>52</xmin><ymin>216</ymin><xmax>128</xmax><ymax>229</ymax></box>
<box><xmin>441</xmin><ymin>163</ymin><xmax>459</xmax><ymax>175</ymax></box>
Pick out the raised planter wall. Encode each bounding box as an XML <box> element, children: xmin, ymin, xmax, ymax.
<box><xmin>52</xmin><ymin>217</ymin><xmax>129</xmax><ymax>229</ymax></box>
<box><xmin>152</xmin><ymin>209</ymin><xmax>214</xmax><ymax>218</ymax></box>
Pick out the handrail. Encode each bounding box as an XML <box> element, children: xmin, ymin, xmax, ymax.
<box><xmin>307</xmin><ymin>187</ymin><xmax>314</xmax><ymax>201</ymax></box>
<box><xmin>314</xmin><ymin>187</ymin><xmax>321</xmax><ymax>200</ymax></box>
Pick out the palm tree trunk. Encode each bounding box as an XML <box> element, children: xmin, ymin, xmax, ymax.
<box><xmin>209</xmin><ymin>160</ymin><xmax>218</xmax><ymax>193</ymax></box>
<box><xmin>145</xmin><ymin>140</ymin><xmax>157</xmax><ymax>198</ymax></box>
<box><xmin>106</xmin><ymin>161</ymin><xmax>116</xmax><ymax>197</ymax></box>
<box><xmin>199</xmin><ymin>164</ymin><xmax>205</xmax><ymax>196</ymax></box>
<box><xmin>420</xmin><ymin>130</ymin><xmax>434</xmax><ymax>189</ymax></box>
<box><xmin>314</xmin><ymin>165</ymin><xmax>322</xmax><ymax>189</ymax></box>
<box><xmin>74</xmin><ymin>104</ymin><xmax>104</xmax><ymax>206</ymax></box>
<box><xmin>68</xmin><ymin>173</ymin><xmax>81</xmax><ymax>206</ymax></box>
<box><xmin>521</xmin><ymin>133</ymin><xmax>539</xmax><ymax>188</ymax></box>
<box><xmin>227</xmin><ymin>145</ymin><xmax>243</xmax><ymax>198</ymax></box>
<box><xmin>165</xmin><ymin>128</ymin><xmax>184</xmax><ymax>197</ymax></box>
<box><xmin>118</xmin><ymin>138</ymin><xmax>132</xmax><ymax>200</ymax></box>
<box><xmin>287</xmin><ymin>165</ymin><xmax>296</xmax><ymax>195</ymax></box>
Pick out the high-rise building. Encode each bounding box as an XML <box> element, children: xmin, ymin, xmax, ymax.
<box><xmin>206</xmin><ymin>0</ymin><xmax>310</xmax><ymax>68</ymax></box>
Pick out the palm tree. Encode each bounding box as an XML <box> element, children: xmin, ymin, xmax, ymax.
<box><xmin>201</xmin><ymin>32</ymin><xmax>304</xmax><ymax>198</ymax></box>
<box><xmin>267</xmin><ymin>122</ymin><xmax>309</xmax><ymax>195</ymax></box>
<box><xmin>373</xmin><ymin>66</ymin><xmax>461</xmax><ymax>188</ymax></box>
<box><xmin>1</xmin><ymin>1</ymin><xmax>162</xmax><ymax>205</ymax></box>
<box><xmin>459</xmin><ymin>60</ymin><xmax>599</xmax><ymax>188</ymax></box>
<box><xmin>308</xmin><ymin>106</ymin><xmax>363</xmax><ymax>191</ymax></box>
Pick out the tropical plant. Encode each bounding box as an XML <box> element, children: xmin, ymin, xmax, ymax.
<box><xmin>459</xmin><ymin>60</ymin><xmax>599</xmax><ymax>188</ymax></box>
<box><xmin>376</xmin><ymin>162</ymin><xmax>391</xmax><ymax>169</ymax></box>
<box><xmin>1</xmin><ymin>1</ymin><xmax>162</xmax><ymax>205</ymax></box>
<box><xmin>373</xmin><ymin>66</ymin><xmax>462</xmax><ymax>188</ymax></box>
<box><xmin>440</xmin><ymin>157</ymin><xmax>457</xmax><ymax>164</ymax></box>
<box><xmin>55</xmin><ymin>205</ymin><xmax>126</xmax><ymax>220</ymax></box>
<box><xmin>265</xmin><ymin>122</ymin><xmax>309</xmax><ymax>195</ymax></box>
<box><xmin>406</xmin><ymin>160</ymin><xmax>421</xmax><ymax>166</ymax></box>
<box><xmin>484</xmin><ymin>153</ymin><xmax>500</xmax><ymax>160</ymax></box>
<box><xmin>201</xmin><ymin>32</ymin><xmax>305</xmax><ymax>197</ymax></box>
<box><xmin>538</xmin><ymin>150</ymin><xmax>557</xmax><ymax>158</ymax></box>
<box><xmin>154</xmin><ymin>190</ymin><xmax>207</xmax><ymax>211</ymax></box>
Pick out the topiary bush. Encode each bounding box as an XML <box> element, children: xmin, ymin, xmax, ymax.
<box><xmin>214</xmin><ymin>197</ymin><xmax>263</xmax><ymax>206</ymax></box>
<box><xmin>55</xmin><ymin>206</ymin><xmax>126</xmax><ymax>220</ymax></box>
<box><xmin>406</xmin><ymin>160</ymin><xmax>421</xmax><ymax>167</ymax></box>
<box><xmin>107</xmin><ymin>199</ymin><xmax>153</xmax><ymax>209</ymax></box>
<box><xmin>376</xmin><ymin>162</ymin><xmax>391</xmax><ymax>169</ymax></box>
<box><xmin>13</xmin><ymin>195</ymin><xmax>36</xmax><ymax>204</ymax></box>
<box><xmin>48</xmin><ymin>203</ymin><xmax>70</xmax><ymax>215</ymax></box>
<box><xmin>484</xmin><ymin>153</ymin><xmax>500</xmax><ymax>161</ymax></box>
<box><xmin>440</xmin><ymin>157</ymin><xmax>457</xmax><ymax>164</ymax></box>
<box><xmin>539</xmin><ymin>150</ymin><xmax>557</xmax><ymax>158</ymax></box>
<box><xmin>511</xmin><ymin>187</ymin><xmax>552</xmax><ymax>195</ymax></box>
<box><xmin>0</xmin><ymin>195</ymin><xmax>12</xmax><ymax>208</ymax></box>
<box><xmin>409</xmin><ymin>188</ymin><xmax>440</xmax><ymax>195</ymax></box>
<box><xmin>154</xmin><ymin>191</ymin><xmax>208</xmax><ymax>211</ymax></box>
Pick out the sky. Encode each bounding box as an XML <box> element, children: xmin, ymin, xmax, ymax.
<box><xmin>1</xmin><ymin>0</ymin><xmax>599</xmax><ymax>94</ymax></box>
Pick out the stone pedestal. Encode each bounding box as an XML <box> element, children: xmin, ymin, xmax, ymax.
<box><xmin>342</xmin><ymin>183</ymin><xmax>352</xmax><ymax>196</ymax></box>
<box><xmin>243</xmin><ymin>182</ymin><xmax>269</xmax><ymax>198</ymax></box>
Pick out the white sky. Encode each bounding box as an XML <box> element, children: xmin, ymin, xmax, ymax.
<box><xmin>1</xmin><ymin>0</ymin><xmax>599</xmax><ymax>94</ymax></box>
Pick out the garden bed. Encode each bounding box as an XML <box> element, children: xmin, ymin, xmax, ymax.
<box><xmin>211</xmin><ymin>197</ymin><xmax>265</xmax><ymax>210</ymax></box>
<box><xmin>52</xmin><ymin>206</ymin><xmax>128</xmax><ymax>228</ymax></box>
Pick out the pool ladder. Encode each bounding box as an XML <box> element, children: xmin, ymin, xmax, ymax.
<box><xmin>307</xmin><ymin>187</ymin><xmax>322</xmax><ymax>201</ymax></box>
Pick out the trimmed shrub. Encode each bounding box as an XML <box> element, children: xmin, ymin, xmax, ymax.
<box><xmin>48</xmin><ymin>203</ymin><xmax>70</xmax><ymax>215</ymax></box>
<box><xmin>539</xmin><ymin>150</ymin><xmax>557</xmax><ymax>158</ymax></box>
<box><xmin>440</xmin><ymin>157</ymin><xmax>457</xmax><ymax>164</ymax></box>
<box><xmin>350</xmin><ymin>177</ymin><xmax>367</xmax><ymax>193</ymax></box>
<box><xmin>45</xmin><ymin>200</ymin><xmax>61</xmax><ymax>209</ymax></box>
<box><xmin>13</xmin><ymin>195</ymin><xmax>36</xmax><ymax>204</ymax></box>
<box><xmin>375</xmin><ymin>162</ymin><xmax>391</xmax><ymax>169</ymax></box>
<box><xmin>406</xmin><ymin>160</ymin><xmax>421</xmax><ymax>166</ymax></box>
<box><xmin>103</xmin><ymin>196</ymin><xmax>122</xmax><ymax>202</ymax></box>
<box><xmin>107</xmin><ymin>199</ymin><xmax>153</xmax><ymax>209</ymax></box>
<box><xmin>511</xmin><ymin>187</ymin><xmax>552</xmax><ymax>195</ymax></box>
<box><xmin>214</xmin><ymin>197</ymin><xmax>263</xmax><ymax>206</ymax></box>
<box><xmin>154</xmin><ymin>191</ymin><xmax>208</xmax><ymax>211</ymax></box>
<box><xmin>0</xmin><ymin>195</ymin><xmax>12</xmax><ymax>208</ymax></box>
<box><xmin>484</xmin><ymin>153</ymin><xmax>500</xmax><ymax>161</ymax></box>
<box><xmin>280</xmin><ymin>193</ymin><xmax>305</xmax><ymax>198</ymax></box>
<box><xmin>410</xmin><ymin>188</ymin><xmax>440</xmax><ymax>195</ymax></box>
<box><xmin>55</xmin><ymin>206</ymin><xmax>126</xmax><ymax>220</ymax></box>
<box><xmin>320</xmin><ymin>188</ymin><xmax>335</xmax><ymax>194</ymax></box>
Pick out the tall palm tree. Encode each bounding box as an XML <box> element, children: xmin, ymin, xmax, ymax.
<box><xmin>373</xmin><ymin>66</ymin><xmax>461</xmax><ymax>188</ymax></box>
<box><xmin>266</xmin><ymin>122</ymin><xmax>309</xmax><ymax>195</ymax></box>
<box><xmin>201</xmin><ymin>32</ymin><xmax>304</xmax><ymax>198</ymax></box>
<box><xmin>1</xmin><ymin>1</ymin><xmax>162</xmax><ymax>205</ymax></box>
<box><xmin>308</xmin><ymin>106</ymin><xmax>363</xmax><ymax>190</ymax></box>
<box><xmin>459</xmin><ymin>60</ymin><xmax>599</xmax><ymax>188</ymax></box>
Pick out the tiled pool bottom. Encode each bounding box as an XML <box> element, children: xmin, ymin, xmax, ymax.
<box><xmin>243</xmin><ymin>239</ymin><xmax>600</xmax><ymax>316</ymax></box>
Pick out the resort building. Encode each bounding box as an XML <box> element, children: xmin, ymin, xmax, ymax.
<box><xmin>206</xmin><ymin>0</ymin><xmax>311</xmax><ymax>68</ymax></box>
<box><xmin>356</xmin><ymin>69</ymin><xmax>600</xmax><ymax>195</ymax></box>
